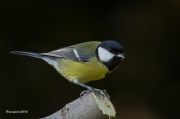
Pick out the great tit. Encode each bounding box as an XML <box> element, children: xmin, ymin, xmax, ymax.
<box><xmin>11</xmin><ymin>40</ymin><xmax>124</xmax><ymax>97</ymax></box>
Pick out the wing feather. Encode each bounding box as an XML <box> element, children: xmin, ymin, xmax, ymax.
<box><xmin>41</xmin><ymin>41</ymin><xmax>101</xmax><ymax>62</ymax></box>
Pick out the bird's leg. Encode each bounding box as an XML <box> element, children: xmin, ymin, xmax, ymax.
<box><xmin>74</xmin><ymin>81</ymin><xmax>110</xmax><ymax>99</ymax></box>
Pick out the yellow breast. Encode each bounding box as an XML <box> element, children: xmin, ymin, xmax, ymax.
<box><xmin>57</xmin><ymin>57</ymin><xmax>109</xmax><ymax>83</ymax></box>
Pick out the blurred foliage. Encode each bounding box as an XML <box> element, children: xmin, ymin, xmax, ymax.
<box><xmin>0</xmin><ymin>0</ymin><xmax>180</xmax><ymax>119</ymax></box>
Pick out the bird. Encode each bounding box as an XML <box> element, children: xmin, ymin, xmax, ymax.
<box><xmin>11</xmin><ymin>40</ymin><xmax>125</xmax><ymax>98</ymax></box>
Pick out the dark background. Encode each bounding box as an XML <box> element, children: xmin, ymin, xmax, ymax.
<box><xmin>0</xmin><ymin>0</ymin><xmax>180</xmax><ymax>119</ymax></box>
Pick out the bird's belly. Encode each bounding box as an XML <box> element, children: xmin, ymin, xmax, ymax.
<box><xmin>57</xmin><ymin>58</ymin><xmax>109</xmax><ymax>83</ymax></box>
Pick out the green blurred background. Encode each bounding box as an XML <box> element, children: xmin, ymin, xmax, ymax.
<box><xmin>0</xmin><ymin>0</ymin><xmax>180</xmax><ymax>119</ymax></box>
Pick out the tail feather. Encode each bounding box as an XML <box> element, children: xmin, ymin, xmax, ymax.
<box><xmin>10</xmin><ymin>51</ymin><xmax>43</xmax><ymax>59</ymax></box>
<box><xmin>11</xmin><ymin>51</ymin><xmax>60</xmax><ymax>73</ymax></box>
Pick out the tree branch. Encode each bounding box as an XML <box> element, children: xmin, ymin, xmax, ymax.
<box><xmin>41</xmin><ymin>90</ymin><xmax>116</xmax><ymax>119</ymax></box>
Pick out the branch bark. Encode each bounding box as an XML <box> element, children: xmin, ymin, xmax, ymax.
<box><xmin>41</xmin><ymin>91</ymin><xmax>116</xmax><ymax>119</ymax></box>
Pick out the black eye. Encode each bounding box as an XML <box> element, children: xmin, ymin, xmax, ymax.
<box><xmin>120</xmin><ymin>49</ymin><xmax>124</xmax><ymax>54</ymax></box>
<box><xmin>108</xmin><ymin>49</ymin><xmax>114</xmax><ymax>53</ymax></box>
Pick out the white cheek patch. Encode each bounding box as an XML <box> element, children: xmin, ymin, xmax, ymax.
<box><xmin>98</xmin><ymin>47</ymin><xmax>115</xmax><ymax>62</ymax></box>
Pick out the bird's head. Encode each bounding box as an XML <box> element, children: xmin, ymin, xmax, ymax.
<box><xmin>96</xmin><ymin>40</ymin><xmax>125</xmax><ymax>71</ymax></box>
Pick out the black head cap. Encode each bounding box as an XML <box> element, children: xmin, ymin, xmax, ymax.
<box><xmin>99</xmin><ymin>40</ymin><xmax>124</xmax><ymax>54</ymax></box>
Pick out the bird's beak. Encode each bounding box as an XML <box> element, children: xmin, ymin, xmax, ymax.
<box><xmin>117</xmin><ymin>54</ymin><xmax>125</xmax><ymax>58</ymax></box>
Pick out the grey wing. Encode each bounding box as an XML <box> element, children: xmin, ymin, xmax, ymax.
<box><xmin>40</xmin><ymin>41</ymin><xmax>101</xmax><ymax>62</ymax></box>
<box><xmin>41</xmin><ymin>46</ymin><xmax>89</xmax><ymax>62</ymax></box>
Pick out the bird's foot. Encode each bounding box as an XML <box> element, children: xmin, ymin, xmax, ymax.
<box><xmin>80</xmin><ymin>88</ymin><xmax>110</xmax><ymax>99</ymax></box>
<box><xmin>80</xmin><ymin>90</ymin><xmax>91</xmax><ymax>97</ymax></box>
<box><xmin>102</xmin><ymin>89</ymin><xmax>110</xmax><ymax>99</ymax></box>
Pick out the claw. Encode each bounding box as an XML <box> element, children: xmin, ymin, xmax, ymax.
<box><xmin>102</xmin><ymin>89</ymin><xmax>110</xmax><ymax>99</ymax></box>
<box><xmin>92</xmin><ymin>88</ymin><xmax>104</xmax><ymax>99</ymax></box>
<box><xmin>80</xmin><ymin>90</ymin><xmax>90</xmax><ymax>97</ymax></box>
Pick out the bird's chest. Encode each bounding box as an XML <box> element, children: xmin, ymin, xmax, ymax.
<box><xmin>58</xmin><ymin>58</ymin><xmax>109</xmax><ymax>83</ymax></box>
